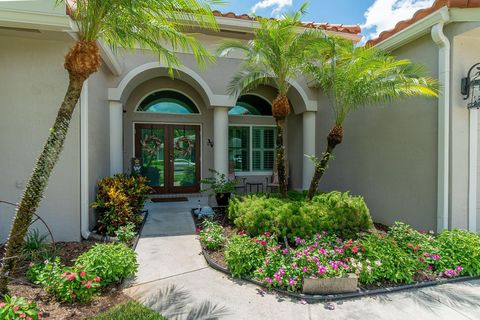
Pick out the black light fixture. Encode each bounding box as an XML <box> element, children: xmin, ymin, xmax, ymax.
<box><xmin>461</xmin><ymin>63</ymin><xmax>480</xmax><ymax>109</ymax></box>
<box><xmin>207</xmin><ymin>139</ymin><xmax>214</xmax><ymax>148</ymax></box>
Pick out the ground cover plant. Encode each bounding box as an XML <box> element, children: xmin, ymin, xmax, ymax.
<box><xmin>88</xmin><ymin>300</ymin><xmax>167</xmax><ymax>320</ymax></box>
<box><xmin>195</xmin><ymin>195</ymin><xmax>480</xmax><ymax>294</ymax></box>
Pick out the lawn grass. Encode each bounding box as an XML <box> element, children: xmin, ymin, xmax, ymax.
<box><xmin>89</xmin><ymin>300</ymin><xmax>167</xmax><ymax>320</ymax></box>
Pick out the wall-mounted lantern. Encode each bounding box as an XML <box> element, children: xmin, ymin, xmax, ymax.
<box><xmin>461</xmin><ymin>63</ymin><xmax>480</xmax><ymax>109</ymax></box>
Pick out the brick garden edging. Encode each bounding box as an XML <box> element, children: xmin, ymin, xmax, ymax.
<box><xmin>201</xmin><ymin>247</ymin><xmax>480</xmax><ymax>302</ymax></box>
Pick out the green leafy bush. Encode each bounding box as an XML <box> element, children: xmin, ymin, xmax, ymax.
<box><xmin>75</xmin><ymin>243</ymin><xmax>138</xmax><ymax>285</ymax></box>
<box><xmin>92</xmin><ymin>174</ymin><xmax>151</xmax><ymax>235</ymax></box>
<box><xmin>229</xmin><ymin>191</ymin><xmax>373</xmax><ymax>241</ymax></box>
<box><xmin>115</xmin><ymin>223</ymin><xmax>137</xmax><ymax>243</ymax></box>
<box><xmin>358</xmin><ymin>234</ymin><xmax>419</xmax><ymax>284</ymax></box>
<box><xmin>0</xmin><ymin>295</ymin><xmax>40</xmax><ymax>320</ymax></box>
<box><xmin>434</xmin><ymin>230</ymin><xmax>480</xmax><ymax>276</ymax></box>
<box><xmin>22</xmin><ymin>229</ymin><xmax>52</xmax><ymax>262</ymax></box>
<box><xmin>197</xmin><ymin>220</ymin><xmax>224</xmax><ymax>250</ymax></box>
<box><xmin>225</xmin><ymin>235</ymin><xmax>265</xmax><ymax>277</ymax></box>
<box><xmin>27</xmin><ymin>258</ymin><xmax>100</xmax><ymax>303</ymax></box>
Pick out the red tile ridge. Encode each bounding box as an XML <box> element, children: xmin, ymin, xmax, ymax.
<box><xmin>366</xmin><ymin>0</ymin><xmax>480</xmax><ymax>47</ymax></box>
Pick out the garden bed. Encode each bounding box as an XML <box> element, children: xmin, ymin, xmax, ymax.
<box><xmin>192</xmin><ymin>193</ymin><xmax>480</xmax><ymax>301</ymax></box>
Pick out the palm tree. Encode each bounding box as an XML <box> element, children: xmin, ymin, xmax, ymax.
<box><xmin>0</xmin><ymin>0</ymin><xmax>220</xmax><ymax>293</ymax></box>
<box><xmin>305</xmin><ymin>37</ymin><xmax>439</xmax><ymax>200</ymax></box>
<box><xmin>217</xmin><ymin>3</ymin><xmax>324</xmax><ymax>198</ymax></box>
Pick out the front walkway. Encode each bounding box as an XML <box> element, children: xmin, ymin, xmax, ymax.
<box><xmin>124</xmin><ymin>201</ymin><xmax>480</xmax><ymax>320</ymax></box>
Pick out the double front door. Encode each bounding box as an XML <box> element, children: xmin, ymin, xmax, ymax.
<box><xmin>135</xmin><ymin>123</ymin><xmax>201</xmax><ymax>193</ymax></box>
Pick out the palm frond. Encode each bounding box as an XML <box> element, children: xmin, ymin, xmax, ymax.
<box><xmin>62</xmin><ymin>0</ymin><xmax>220</xmax><ymax>72</ymax></box>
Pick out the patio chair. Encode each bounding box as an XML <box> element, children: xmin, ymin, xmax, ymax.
<box><xmin>228</xmin><ymin>161</ymin><xmax>247</xmax><ymax>194</ymax></box>
<box><xmin>265</xmin><ymin>160</ymin><xmax>289</xmax><ymax>193</ymax></box>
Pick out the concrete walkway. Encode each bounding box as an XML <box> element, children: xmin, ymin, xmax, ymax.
<box><xmin>124</xmin><ymin>201</ymin><xmax>480</xmax><ymax>320</ymax></box>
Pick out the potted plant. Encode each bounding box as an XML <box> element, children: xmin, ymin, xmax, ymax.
<box><xmin>201</xmin><ymin>169</ymin><xmax>237</xmax><ymax>206</ymax></box>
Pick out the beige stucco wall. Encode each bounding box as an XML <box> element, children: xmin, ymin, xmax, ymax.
<box><xmin>316</xmin><ymin>33</ymin><xmax>439</xmax><ymax>231</ymax></box>
<box><xmin>0</xmin><ymin>34</ymin><xmax>81</xmax><ymax>242</ymax></box>
<box><xmin>87</xmin><ymin>65</ymin><xmax>113</xmax><ymax>228</ymax></box>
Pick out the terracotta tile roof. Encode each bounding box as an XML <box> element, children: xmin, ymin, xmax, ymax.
<box><xmin>366</xmin><ymin>0</ymin><xmax>480</xmax><ymax>46</ymax></box>
<box><xmin>212</xmin><ymin>10</ymin><xmax>361</xmax><ymax>35</ymax></box>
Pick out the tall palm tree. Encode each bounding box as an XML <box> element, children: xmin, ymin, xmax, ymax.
<box><xmin>305</xmin><ymin>37</ymin><xmax>439</xmax><ymax>200</ymax></box>
<box><xmin>217</xmin><ymin>3</ymin><xmax>323</xmax><ymax>198</ymax></box>
<box><xmin>0</xmin><ymin>0</ymin><xmax>220</xmax><ymax>293</ymax></box>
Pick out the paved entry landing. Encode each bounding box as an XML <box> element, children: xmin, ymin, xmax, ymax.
<box><xmin>124</xmin><ymin>201</ymin><xmax>480</xmax><ymax>320</ymax></box>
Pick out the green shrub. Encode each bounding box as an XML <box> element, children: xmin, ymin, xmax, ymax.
<box><xmin>88</xmin><ymin>301</ymin><xmax>167</xmax><ymax>320</ymax></box>
<box><xmin>27</xmin><ymin>258</ymin><xmax>101</xmax><ymax>303</ymax></box>
<box><xmin>434</xmin><ymin>229</ymin><xmax>480</xmax><ymax>276</ymax></box>
<box><xmin>229</xmin><ymin>191</ymin><xmax>373</xmax><ymax>241</ymax></box>
<box><xmin>198</xmin><ymin>220</ymin><xmax>224</xmax><ymax>250</ymax></box>
<box><xmin>358</xmin><ymin>234</ymin><xmax>419</xmax><ymax>284</ymax></box>
<box><xmin>75</xmin><ymin>243</ymin><xmax>138</xmax><ymax>285</ymax></box>
<box><xmin>115</xmin><ymin>223</ymin><xmax>137</xmax><ymax>243</ymax></box>
<box><xmin>92</xmin><ymin>174</ymin><xmax>151</xmax><ymax>235</ymax></box>
<box><xmin>0</xmin><ymin>295</ymin><xmax>40</xmax><ymax>320</ymax></box>
<box><xmin>22</xmin><ymin>229</ymin><xmax>52</xmax><ymax>262</ymax></box>
<box><xmin>225</xmin><ymin>235</ymin><xmax>265</xmax><ymax>277</ymax></box>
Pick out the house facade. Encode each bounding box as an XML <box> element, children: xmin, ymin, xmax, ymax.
<box><xmin>0</xmin><ymin>0</ymin><xmax>479</xmax><ymax>242</ymax></box>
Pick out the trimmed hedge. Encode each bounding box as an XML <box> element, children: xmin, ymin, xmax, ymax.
<box><xmin>229</xmin><ymin>191</ymin><xmax>373</xmax><ymax>241</ymax></box>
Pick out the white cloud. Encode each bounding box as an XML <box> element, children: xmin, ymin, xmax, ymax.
<box><xmin>251</xmin><ymin>0</ymin><xmax>293</xmax><ymax>16</ymax></box>
<box><xmin>362</xmin><ymin>0</ymin><xmax>435</xmax><ymax>39</ymax></box>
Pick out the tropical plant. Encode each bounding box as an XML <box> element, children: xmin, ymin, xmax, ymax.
<box><xmin>305</xmin><ymin>37</ymin><xmax>438</xmax><ymax>199</ymax></box>
<box><xmin>22</xmin><ymin>229</ymin><xmax>52</xmax><ymax>262</ymax></box>
<box><xmin>0</xmin><ymin>0</ymin><xmax>221</xmax><ymax>293</ymax></box>
<box><xmin>0</xmin><ymin>295</ymin><xmax>40</xmax><ymax>320</ymax></box>
<box><xmin>114</xmin><ymin>223</ymin><xmax>137</xmax><ymax>243</ymax></box>
<box><xmin>201</xmin><ymin>169</ymin><xmax>236</xmax><ymax>195</ymax></box>
<box><xmin>75</xmin><ymin>243</ymin><xmax>138</xmax><ymax>285</ymax></box>
<box><xmin>217</xmin><ymin>2</ymin><xmax>324</xmax><ymax>197</ymax></box>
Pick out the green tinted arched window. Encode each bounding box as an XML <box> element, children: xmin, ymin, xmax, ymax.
<box><xmin>229</xmin><ymin>95</ymin><xmax>272</xmax><ymax>116</ymax></box>
<box><xmin>137</xmin><ymin>90</ymin><xmax>199</xmax><ymax>114</ymax></box>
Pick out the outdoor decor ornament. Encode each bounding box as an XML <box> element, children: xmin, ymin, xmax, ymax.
<box><xmin>175</xmin><ymin>135</ymin><xmax>194</xmax><ymax>157</ymax></box>
<box><xmin>461</xmin><ymin>62</ymin><xmax>480</xmax><ymax>109</ymax></box>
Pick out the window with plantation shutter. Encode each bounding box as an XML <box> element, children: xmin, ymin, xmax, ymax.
<box><xmin>228</xmin><ymin>126</ymin><xmax>276</xmax><ymax>173</ymax></box>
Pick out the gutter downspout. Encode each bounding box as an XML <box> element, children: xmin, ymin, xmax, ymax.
<box><xmin>431</xmin><ymin>9</ymin><xmax>451</xmax><ymax>232</ymax></box>
<box><xmin>80</xmin><ymin>80</ymin><xmax>91</xmax><ymax>240</ymax></box>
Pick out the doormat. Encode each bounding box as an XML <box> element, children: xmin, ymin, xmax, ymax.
<box><xmin>151</xmin><ymin>197</ymin><xmax>188</xmax><ymax>203</ymax></box>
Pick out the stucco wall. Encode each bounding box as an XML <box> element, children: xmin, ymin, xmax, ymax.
<box><xmin>0</xmin><ymin>34</ymin><xmax>80</xmax><ymax>242</ymax></box>
<box><xmin>87</xmin><ymin>65</ymin><xmax>112</xmax><ymax>228</ymax></box>
<box><xmin>316</xmin><ymin>33</ymin><xmax>439</xmax><ymax>231</ymax></box>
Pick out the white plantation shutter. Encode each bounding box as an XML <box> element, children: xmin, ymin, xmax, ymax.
<box><xmin>228</xmin><ymin>126</ymin><xmax>276</xmax><ymax>172</ymax></box>
<box><xmin>252</xmin><ymin>127</ymin><xmax>276</xmax><ymax>171</ymax></box>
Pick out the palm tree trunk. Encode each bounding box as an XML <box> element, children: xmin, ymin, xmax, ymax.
<box><xmin>272</xmin><ymin>95</ymin><xmax>290</xmax><ymax>198</ymax></box>
<box><xmin>275</xmin><ymin>119</ymin><xmax>288</xmax><ymax>197</ymax></box>
<box><xmin>306</xmin><ymin>125</ymin><xmax>343</xmax><ymax>200</ymax></box>
<box><xmin>0</xmin><ymin>40</ymin><xmax>99</xmax><ymax>294</ymax></box>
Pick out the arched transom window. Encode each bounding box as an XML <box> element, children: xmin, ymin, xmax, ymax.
<box><xmin>137</xmin><ymin>90</ymin><xmax>199</xmax><ymax>114</ymax></box>
<box><xmin>228</xmin><ymin>94</ymin><xmax>272</xmax><ymax>116</ymax></box>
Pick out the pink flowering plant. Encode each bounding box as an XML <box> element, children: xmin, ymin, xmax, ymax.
<box><xmin>197</xmin><ymin>220</ymin><xmax>224</xmax><ymax>250</ymax></box>
<box><xmin>27</xmin><ymin>259</ymin><xmax>101</xmax><ymax>303</ymax></box>
<box><xmin>0</xmin><ymin>295</ymin><xmax>40</xmax><ymax>320</ymax></box>
<box><xmin>255</xmin><ymin>233</ymin><xmax>372</xmax><ymax>291</ymax></box>
<box><xmin>53</xmin><ymin>265</ymin><xmax>101</xmax><ymax>303</ymax></box>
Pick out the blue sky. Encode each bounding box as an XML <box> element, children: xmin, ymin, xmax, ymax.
<box><xmin>213</xmin><ymin>0</ymin><xmax>436</xmax><ymax>40</ymax></box>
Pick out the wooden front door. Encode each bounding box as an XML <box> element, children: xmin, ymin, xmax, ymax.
<box><xmin>135</xmin><ymin>123</ymin><xmax>201</xmax><ymax>194</ymax></box>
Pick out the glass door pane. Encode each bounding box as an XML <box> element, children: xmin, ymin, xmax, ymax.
<box><xmin>172</xmin><ymin>127</ymin><xmax>197</xmax><ymax>188</ymax></box>
<box><xmin>137</xmin><ymin>125</ymin><xmax>165</xmax><ymax>190</ymax></box>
